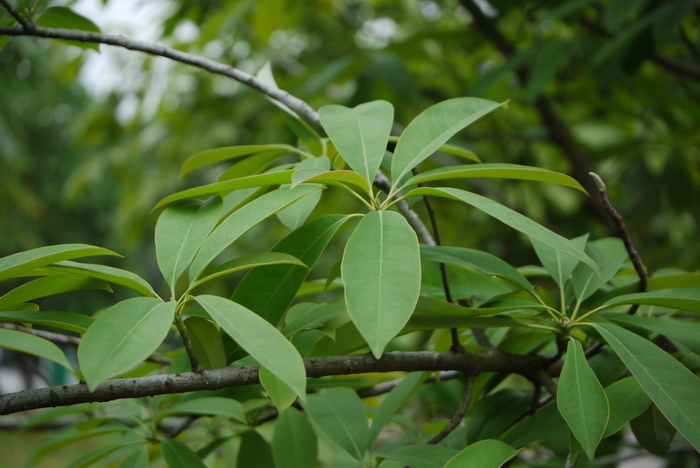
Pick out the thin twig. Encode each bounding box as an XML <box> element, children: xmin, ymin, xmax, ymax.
<box><xmin>428</xmin><ymin>375</ymin><xmax>474</xmax><ymax>444</ymax></box>
<box><xmin>0</xmin><ymin>0</ymin><xmax>31</xmax><ymax>29</ymax></box>
<box><xmin>173</xmin><ymin>313</ymin><xmax>203</xmax><ymax>374</ymax></box>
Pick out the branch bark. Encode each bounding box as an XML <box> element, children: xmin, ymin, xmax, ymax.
<box><xmin>0</xmin><ymin>350</ymin><xmax>542</xmax><ymax>415</ymax></box>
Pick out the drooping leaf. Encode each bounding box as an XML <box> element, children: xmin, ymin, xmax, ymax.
<box><xmin>189</xmin><ymin>185</ymin><xmax>320</xmax><ymax>281</ymax></box>
<box><xmin>0</xmin><ymin>244</ymin><xmax>119</xmax><ymax>282</ymax></box>
<box><xmin>320</xmin><ymin>100</ymin><xmax>393</xmax><ymax>190</ymax></box>
<box><xmin>184</xmin><ymin>316</ymin><xmax>227</xmax><ymax>370</ymax></box>
<box><xmin>603</xmin><ymin>376</ymin><xmax>652</xmax><ymax>437</ymax></box>
<box><xmin>592</xmin><ymin>322</ymin><xmax>700</xmax><ymax>452</ymax></box>
<box><xmin>368</xmin><ymin>372</ymin><xmax>427</xmax><ymax>445</ymax></box>
<box><xmin>232</xmin><ymin>214</ymin><xmax>351</xmax><ymax>326</ymax></box>
<box><xmin>405</xmin><ymin>187</ymin><xmax>599</xmax><ymax>274</ymax></box>
<box><xmin>557</xmin><ymin>340</ymin><xmax>609</xmax><ymax>461</ymax></box>
<box><xmin>195</xmin><ymin>295</ymin><xmax>306</xmax><ymax>400</ymax></box>
<box><xmin>237</xmin><ymin>430</ymin><xmax>275</xmax><ymax>468</ymax></box>
<box><xmin>304</xmin><ymin>387</ymin><xmax>369</xmax><ymax>460</ymax></box>
<box><xmin>42</xmin><ymin>261</ymin><xmax>157</xmax><ymax>298</ymax></box>
<box><xmin>391</xmin><ymin>98</ymin><xmax>505</xmax><ymax>185</ymax></box>
<box><xmin>36</xmin><ymin>7</ymin><xmax>101</xmax><ymax>51</ymax></box>
<box><xmin>78</xmin><ymin>298</ymin><xmax>176</xmax><ymax>390</ymax></box>
<box><xmin>444</xmin><ymin>439</ymin><xmax>519</xmax><ymax>468</ymax></box>
<box><xmin>155</xmin><ymin>197</ymin><xmax>222</xmax><ymax>293</ymax></box>
<box><xmin>0</xmin><ymin>310</ymin><xmax>92</xmax><ymax>334</ymax></box>
<box><xmin>161</xmin><ymin>438</ymin><xmax>207</xmax><ymax>468</ymax></box>
<box><xmin>156</xmin><ymin>397</ymin><xmax>246</xmax><ymax>424</ymax></box>
<box><xmin>341</xmin><ymin>210</ymin><xmax>421</xmax><ymax>357</ymax></box>
<box><xmin>0</xmin><ymin>273</ymin><xmax>110</xmax><ymax>311</ymax></box>
<box><xmin>378</xmin><ymin>444</ymin><xmax>459</xmax><ymax>468</ymax></box>
<box><xmin>272</xmin><ymin>407</ymin><xmax>318</xmax><ymax>468</ymax></box>
<box><xmin>181</xmin><ymin>144</ymin><xmax>298</xmax><ymax>177</ymax></box>
<box><xmin>400</xmin><ymin>163</ymin><xmax>587</xmax><ymax>194</ymax></box>
<box><xmin>260</xmin><ymin>365</ymin><xmax>297</xmax><ymax>412</ymax></box>
<box><xmin>0</xmin><ymin>328</ymin><xmax>73</xmax><ymax>370</ymax></box>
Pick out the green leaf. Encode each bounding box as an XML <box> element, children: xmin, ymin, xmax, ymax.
<box><xmin>557</xmin><ymin>340</ymin><xmax>609</xmax><ymax>461</ymax></box>
<box><xmin>195</xmin><ymin>295</ymin><xmax>306</xmax><ymax>400</ymax></box>
<box><xmin>305</xmin><ymin>170</ymin><xmax>373</xmax><ymax>196</ymax></box>
<box><xmin>193</xmin><ymin>253</ymin><xmax>306</xmax><ymax>290</ymax></box>
<box><xmin>0</xmin><ymin>310</ymin><xmax>92</xmax><ymax>334</ymax></box>
<box><xmin>378</xmin><ymin>444</ymin><xmax>459</xmax><ymax>468</ymax></box>
<box><xmin>388</xmin><ymin>136</ymin><xmax>481</xmax><ymax>163</ymax></box>
<box><xmin>466</xmin><ymin>389</ymin><xmax>531</xmax><ymax>444</ymax></box>
<box><xmin>237</xmin><ymin>430</ymin><xmax>275</xmax><ymax>468</ymax></box>
<box><xmin>278</xmin><ymin>156</ymin><xmax>330</xmax><ymax>230</ymax></box>
<box><xmin>78</xmin><ymin>298</ymin><xmax>176</xmax><ymax>390</ymax></box>
<box><xmin>444</xmin><ymin>440</ymin><xmax>519</xmax><ymax>468</ymax></box>
<box><xmin>320</xmin><ymin>100</ymin><xmax>393</xmax><ymax>189</ymax></box>
<box><xmin>592</xmin><ymin>323</ymin><xmax>700</xmax><ymax>452</ymax></box>
<box><xmin>260</xmin><ymin>365</ymin><xmax>297</xmax><ymax>412</ymax></box>
<box><xmin>604</xmin><ymin>377</ymin><xmax>652</xmax><ymax>437</ymax></box>
<box><xmin>118</xmin><ymin>446</ymin><xmax>148</xmax><ymax>468</ymax></box>
<box><xmin>282</xmin><ymin>302</ymin><xmax>345</xmax><ymax>336</ymax></box>
<box><xmin>0</xmin><ymin>273</ymin><xmax>110</xmax><ymax>310</ymax></box>
<box><xmin>157</xmin><ymin>397</ymin><xmax>246</xmax><ymax>424</ymax></box>
<box><xmin>606</xmin><ymin>313</ymin><xmax>700</xmax><ymax>355</ymax></box>
<box><xmin>0</xmin><ymin>244</ymin><xmax>119</xmax><ymax>282</ymax></box>
<box><xmin>272</xmin><ymin>407</ymin><xmax>318</xmax><ymax>468</ymax></box>
<box><xmin>152</xmin><ymin>171</ymin><xmax>296</xmax><ymax>210</ymax></box>
<box><xmin>391</xmin><ymin>98</ymin><xmax>505</xmax><ymax>185</ymax></box>
<box><xmin>304</xmin><ymin>387</ymin><xmax>369</xmax><ymax>460</ymax></box>
<box><xmin>161</xmin><ymin>438</ymin><xmax>207</xmax><ymax>468</ymax></box>
<box><xmin>232</xmin><ymin>214</ymin><xmax>351</xmax><ymax>326</ymax></box>
<box><xmin>155</xmin><ymin>197</ymin><xmax>222</xmax><ymax>293</ymax></box>
<box><xmin>341</xmin><ymin>210</ymin><xmax>420</xmax><ymax>357</ymax></box>
<box><xmin>0</xmin><ymin>19</ymin><xmax>16</xmax><ymax>50</ymax></box>
<box><xmin>42</xmin><ymin>261</ymin><xmax>157</xmax><ymax>298</ymax></box>
<box><xmin>405</xmin><ymin>187</ymin><xmax>599</xmax><ymax>275</ymax></box>
<box><xmin>599</xmin><ymin>290</ymin><xmax>700</xmax><ymax>313</ymax></box>
<box><xmin>531</xmin><ymin>235</ymin><xmax>588</xmax><ymax>290</ymax></box>
<box><xmin>0</xmin><ymin>328</ymin><xmax>73</xmax><ymax>370</ymax></box>
<box><xmin>181</xmin><ymin>144</ymin><xmax>297</xmax><ymax>177</ymax></box>
<box><xmin>189</xmin><ymin>185</ymin><xmax>320</xmax><ymax>281</ymax></box>
<box><xmin>420</xmin><ymin>245</ymin><xmax>537</xmax><ymax>297</ymax></box>
<box><xmin>368</xmin><ymin>372</ymin><xmax>427</xmax><ymax>445</ymax></box>
<box><xmin>36</xmin><ymin>7</ymin><xmax>101</xmax><ymax>51</ymax></box>
<box><xmin>66</xmin><ymin>442</ymin><xmax>142</xmax><ymax>468</ymax></box>
<box><xmin>503</xmin><ymin>402</ymin><xmax>566</xmax><ymax>447</ymax></box>
<box><xmin>630</xmin><ymin>403</ymin><xmax>676</xmax><ymax>455</ymax></box>
<box><xmin>218</xmin><ymin>151</ymin><xmax>287</xmax><ymax>181</ymax></box>
<box><xmin>184</xmin><ymin>317</ymin><xmax>227</xmax><ymax>370</ymax></box>
<box><xmin>400</xmin><ymin>163</ymin><xmax>587</xmax><ymax>194</ymax></box>
<box><xmin>571</xmin><ymin>238</ymin><xmax>628</xmax><ymax>302</ymax></box>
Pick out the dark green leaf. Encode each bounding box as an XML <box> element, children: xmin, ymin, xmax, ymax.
<box><xmin>272</xmin><ymin>407</ymin><xmax>318</xmax><ymax>468</ymax></box>
<box><xmin>161</xmin><ymin>438</ymin><xmax>207</xmax><ymax>468</ymax></box>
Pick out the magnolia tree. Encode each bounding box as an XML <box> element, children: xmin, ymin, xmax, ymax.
<box><xmin>1</xmin><ymin>3</ymin><xmax>699</xmax><ymax>468</ymax></box>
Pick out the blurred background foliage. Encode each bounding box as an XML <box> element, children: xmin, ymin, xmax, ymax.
<box><xmin>1</xmin><ymin>0</ymin><xmax>699</xmax><ymax>298</ymax></box>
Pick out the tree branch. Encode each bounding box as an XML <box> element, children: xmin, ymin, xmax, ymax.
<box><xmin>428</xmin><ymin>375</ymin><xmax>474</xmax><ymax>444</ymax></box>
<box><xmin>0</xmin><ymin>350</ymin><xmax>542</xmax><ymax>415</ymax></box>
<box><xmin>0</xmin><ymin>0</ymin><xmax>31</xmax><ymax>30</ymax></box>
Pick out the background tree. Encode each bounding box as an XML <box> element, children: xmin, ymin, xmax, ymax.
<box><xmin>0</xmin><ymin>0</ymin><xmax>699</xmax><ymax>467</ymax></box>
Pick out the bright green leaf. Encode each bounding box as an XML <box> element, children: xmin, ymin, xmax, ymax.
<box><xmin>181</xmin><ymin>144</ymin><xmax>297</xmax><ymax>177</ymax></box>
<box><xmin>260</xmin><ymin>365</ymin><xmax>297</xmax><ymax>412</ymax></box>
<box><xmin>184</xmin><ymin>316</ymin><xmax>227</xmax><ymax>370</ymax></box>
<box><xmin>341</xmin><ymin>210</ymin><xmax>420</xmax><ymax>358</ymax></box>
<box><xmin>0</xmin><ymin>328</ymin><xmax>73</xmax><ymax>370</ymax></box>
<box><xmin>0</xmin><ymin>310</ymin><xmax>92</xmax><ymax>334</ymax></box>
<box><xmin>43</xmin><ymin>261</ymin><xmax>157</xmax><ymax>298</ymax></box>
<box><xmin>193</xmin><ymin>253</ymin><xmax>306</xmax><ymax>290</ymax></box>
<box><xmin>557</xmin><ymin>339</ymin><xmax>609</xmax><ymax>461</ymax></box>
<box><xmin>0</xmin><ymin>273</ymin><xmax>110</xmax><ymax>310</ymax></box>
<box><xmin>78</xmin><ymin>298</ymin><xmax>176</xmax><ymax>390</ymax></box>
<box><xmin>272</xmin><ymin>407</ymin><xmax>318</xmax><ymax>468</ymax></box>
<box><xmin>388</xmin><ymin>135</ymin><xmax>481</xmax><ymax>163</ymax></box>
<box><xmin>444</xmin><ymin>439</ymin><xmax>519</xmax><ymax>468</ymax></box>
<box><xmin>157</xmin><ymin>397</ymin><xmax>246</xmax><ymax>424</ymax></box>
<box><xmin>161</xmin><ymin>438</ymin><xmax>207</xmax><ymax>468</ymax></box>
<box><xmin>604</xmin><ymin>377</ymin><xmax>652</xmax><ymax>437</ymax></box>
<box><xmin>195</xmin><ymin>295</ymin><xmax>306</xmax><ymax>400</ymax></box>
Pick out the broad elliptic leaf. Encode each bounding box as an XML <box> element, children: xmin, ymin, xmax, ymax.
<box><xmin>604</xmin><ymin>376</ymin><xmax>652</xmax><ymax>437</ymax></box>
<box><xmin>180</xmin><ymin>144</ymin><xmax>297</xmax><ymax>177</ymax></box>
<box><xmin>195</xmin><ymin>295</ymin><xmax>306</xmax><ymax>400</ymax></box>
<box><xmin>405</xmin><ymin>187</ymin><xmax>599</xmax><ymax>275</ymax></box>
<box><xmin>557</xmin><ymin>340</ymin><xmax>609</xmax><ymax>461</ymax></box>
<box><xmin>260</xmin><ymin>365</ymin><xmax>297</xmax><ymax>412</ymax></box>
<box><xmin>273</xmin><ymin>407</ymin><xmax>318</xmax><ymax>468</ymax></box>
<box><xmin>233</xmin><ymin>214</ymin><xmax>351</xmax><ymax>326</ymax></box>
<box><xmin>78</xmin><ymin>298</ymin><xmax>176</xmax><ymax>390</ymax></box>
<box><xmin>391</xmin><ymin>97</ymin><xmax>505</xmax><ymax>185</ymax></box>
<box><xmin>304</xmin><ymin>387</ymin><xmax>369</xmax><ymax>460</ymax></box>
<box><xmin>189</xmin><ymin>185</ymin><xmax>320</xmax><ymax>281</ymax></box>
<box><xmin>400</xmin><ymin>163</ymin><xmax>587</xmax><ymax>194</ymax></box>
<box><xmin>184</xmin><ymin>317</ymin><xmax>227</xmax><ymax>370</ymax></box>
<box><xmin>0</xmin><ymin>273</ymin><xmax>110</xmax><ymax>311</ymax></box>
<box><xmin>157</xmin><ymin>397</ymin><xmax>246</xmax><ymax>424</ymax></box>
<box><xmin>36</xmin><ymin>7</ymin><xmax>101</xmax><ymax>51</ymax></box>
<box><xmin>368</xmin><ymin>372</ymin><xmax>427</xmax><ymax>445</ymax></box>
<box><xmin>592</xmin><ymin>323</ymin><xmax>700</xmax><ymax>452</ymax></box>
<box><xmin>0</xmin><ymin>328</ymin><xmax>73</xmax><ymax>370</ymax></box>
<box><xmin>0</xmin><ymin>244</ymin><xmax>118</xmax><ymax>282</ymax></box>
<box><xmin>155</xmin><ymin>197</ymin><xmax>222</xmax><ymax>293</ymax></box>
<box><xmin>378</xmin><ymin>444</ymin><xmax>459</xmax><ymax>468</ymax></box>
<box><xmin>444</xmin><ymin>440</ymin><xmax>519</xmax><ymax>468</ymax></box>
<box><xmin>320</xmin><ymin>100</ymin><xmax>393</xmax><ymax>189</ymax></box>
<box><xmin>44</xmin><ymin>261</ymin><xmax>157</xmax><ymax>297</ymax></box>
<box><xmin>341</xmin><ymin>210</ymin><xmax>420</xmax><ymax>358</ymax></box>
<box><xmin>161</xmin><ymin>438</ymin><xmax>207</xmax><ymax>468</ymax></box>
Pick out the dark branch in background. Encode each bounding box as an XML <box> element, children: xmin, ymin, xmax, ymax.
<box><xmin>0</xmin><ymin>0</ymin><xmax>30</xmax><ymax>29</ymax></box>
<box><xmin>0</xmin><ymin>350</ymin><xmax>543</xmax><ymax>415</ymax></box>
<box><xmin>458</xmin><ymin>0</ymin><xmax>613</xmax><ymax>231</ymax></box>
<box><xmin>428</xmin><ymin>375</ymin><xmax>474</xmax><ymax>444</ymax></box>
<box><xmin>0</xmin><ymin>323</ymin><xmax>172</xmax><ymax>365</ymax></box>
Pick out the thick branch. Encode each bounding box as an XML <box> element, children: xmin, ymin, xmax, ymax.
<box><xmin>0</xmin><ymin>350</ymin><xmax>542</xmax><ymax>415</ymax></box>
